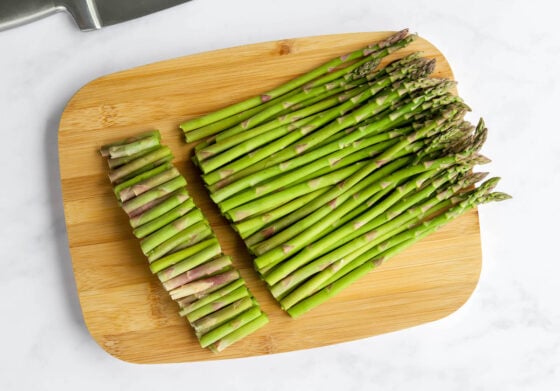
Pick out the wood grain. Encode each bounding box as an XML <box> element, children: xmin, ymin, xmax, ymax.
<box><xmin>58</xmin><ymin>31</ymin><xmax>481</xmax><ymax>363</ymax></box>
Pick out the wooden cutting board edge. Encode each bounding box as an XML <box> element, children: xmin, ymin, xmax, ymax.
<box><xmin>58</xmin><ymin>31</ymin><xmax>482</xmax><ymax>364</ymax></box>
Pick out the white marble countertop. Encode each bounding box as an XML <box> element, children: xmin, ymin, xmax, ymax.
<box><xmin>1</xmin><ymin>0</ymin><xmax>558</xmax><ymax>389</ymax></box>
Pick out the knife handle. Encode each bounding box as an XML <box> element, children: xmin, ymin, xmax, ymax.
<box><xmin>0</xmin><ymin>0</ymin><xmax>101</xmax><ymax>32</ymax></box>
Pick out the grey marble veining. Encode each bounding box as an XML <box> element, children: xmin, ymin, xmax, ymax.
<box><xmin>0</xmin><ymin>0</ymin><xmax>558</xmax><ymax>390</ymax></box>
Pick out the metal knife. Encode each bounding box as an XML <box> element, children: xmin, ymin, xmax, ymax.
<box><xmin>0</xmin><ymin>0</ymin><xmax>192</xmax><ymax>31</ymax></box>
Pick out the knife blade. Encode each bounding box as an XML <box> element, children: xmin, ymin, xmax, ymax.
<box><xmin>0</xmin><ymin>0</ymin><xmax>192</xmax><ymax>32</ymax></box>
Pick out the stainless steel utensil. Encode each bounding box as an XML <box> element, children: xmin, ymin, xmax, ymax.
<box><xmin>0</xmin><ymin>0</ymin><xmax>192</xmax><ymax>31</ymax></box>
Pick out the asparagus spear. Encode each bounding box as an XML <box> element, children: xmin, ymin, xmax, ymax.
<box><xmin>201</xmin><ymin>61</ymin><xmax>437</xmax><ymax>181</ymax></box>
<box><xmin>271</xmin><ymin>170</ymin><xmax>480</xmax><ymax>300</ymax></box>
<box><xmin>202</xmin><ymin>76</ymin><xmax>448</xmax><ymax>186</ymax></box>
<box><xmin>108</xmin><ymin>146</ymin><xmax>172</xmax><ymax>183</ymax></box>
<box><xmin>191</xmin><ymin>87</ymin><xmax>305</xmax><ymax>140</ymax></box>
<box><xmin>118</xmin><ymin>167</ymin><xmax>181</xmax><ymax>202</ymax></box>
<box><xmin>225</xmin><ymin>161</ymin><xmax>369</xmax><ymax>221</ymax></box>
<box><xmin>133</xmin><ymin>199</ymin><xmax>195</xmax><ymax>239</ymax></box>
<box><xmin>312</xmin><ymin>172</ymin><xmax>490</xmax><ymax>293</ymax></box>
<box><xmin>107</xmin><ymin>146</ymin><xmax>161</xmax><ymax>169</ymax></box>
<box><xmin>178</xmin><ymin>278</ymin><xmax>246</xmax><ymax>314</ymax></box>
<box><xmin>251</xmin><ymin>106</ymin><xmax>464</xmax><ymax>255</ymax></box>
<box><xmin>199</xmin><ymin>307</ymin><xmax>263</xmax><ymax>348</ymax></box>
<box><xmin>197</xmin><ymin>79</ymin><xmax>366</xmax><ymax>157</ymax></box>
<box><xmin>100</xmin><ymin>130</ymin><xmax>161</xmax><ymax>157</ymax></box>
<box><xmin>286</xmin><ymin>182</ymin><xmax>511</xmax><ymax>317</ymax></box>
<box><xmin>210</xmin><ymin>122</ymin><xmax>412</xmax><ymax>204</ymax></box>
<box><xmin>169</xmin><ymin>269</ymin><xmax>240</xmax><ymax>300</ymax></box>
<box><xmin>121</xmin><ymin>176</ymin><xmax>187</xmax><ymax>216</ymax></box>
<box><xmin>156</xmin><ymin>238</ymin><xmax>222</xmax><ymax>281</ymax></box>
<box><xmin>105</xmin><ymin>132</ymin><xmax>161</xmax><ymax>158</ymax></box>
<box><xmin>209</xmin><ymin>313</ymin><xmax>269</xmax><ymax>352</ymax></box>
<box><xmin>180</xmin><ymin>29</ymin><xmax>411</xmax><ymax>137</ymax></box>
<box><xmin>233</xmin><ymin>189</ymin><xmax>327</xmax><ymax>239</ymax></box>
<box><xmin>140</xmin><ymin>209</ymin><xmax>204</xmax><ymax>254</ymax></box>
<box><xmin>113</xmin><ymin>162</ymin><xmax>173</xmax><ymax>199</ymax></box>
<box><xmin>185</xmin><ymin>286</ymin><xmax>250</xmax><ymax>323</ymax></box>
<box><xmin>149</xmin><ymin>238</ymin><xmax>219</xmax><ymax>273</ymax></box>
<box><xmin>192</xmin><ymin>297</ymin><xmax>256</xmax><ymax>336</ymax></box>
<box><xmin>213</xmin><ymin>91</ymin><xmax>460</xmax><ymax>190</ymax></box>
<box><xmin>146</xmin><ymin>221</ymin><xmax>212</xmax><ymax>263</ymax></box>
<box><xmin>129</xmin><ymin>188</ymin><xmax>190</xmax><ymax>228</ymax></box>
<box><xmin>244</xmin><ymin>157</ymin><xmax>412</xmax><ymax>248</ymax></box>
<box><xmin>198</xmin><ymin>85</ymin><xmax>361</xmax><ymax>160</ymax></box>
<box><xmin>163</xmin><ymin>255</ymin><xmax>232</xmax><ymax>291</ymax></box>
<box><xmin>176</xmin><ymin>277</ymin><xmax>245</xmax><ymax>310</ymax></box>
<box><xmin>253</xmin><ymin>149</ymin><xmax>485</xmax><ymax>272</ymax></box>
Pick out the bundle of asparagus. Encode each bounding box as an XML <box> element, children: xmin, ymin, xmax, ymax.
<box><xmin>100</xmin><ymin>131</ymin><xmax>268</xmax><ymax>352</ymax></box>
<box><xmin>180</xmin><ymin>29</ymin><xmax>510</xmax><ymax>317</ymax></box>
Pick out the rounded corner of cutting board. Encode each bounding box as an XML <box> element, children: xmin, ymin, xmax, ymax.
<box><xmin>58</xmin><ymin>31</ymin><xmax>481</xmax><ymax>363</ymax></box>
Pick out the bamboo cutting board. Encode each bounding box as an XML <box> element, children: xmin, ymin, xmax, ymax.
<box><xmin>58</xmin><ymin>31</ymin><xmax>482</xmax><ymax>363</ymax></box>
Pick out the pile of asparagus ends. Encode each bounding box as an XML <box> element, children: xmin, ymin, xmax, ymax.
<box><xmin>100</xmin><ymin>132</ymin><xmax>268</xmax><ymax>352</ymax></box>
<box><xmin>180</xmin><ymin>29</ymin><xmax>511</xmax><ymax>318</ymax></box>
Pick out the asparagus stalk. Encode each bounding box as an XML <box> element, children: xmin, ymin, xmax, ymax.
<box><xmin>129</xmin><ymin>188</ymin><xmax>190</xmax><ymax>228</ymax></box>
<box><xmin>133</xmin><ymin>199</ymin><xmax>195</xmax><ymax>239</ymax></box>
<box><xmin>140</xmin><ymin>209</ymin><xmax>204</xmax><ymax>254</ymax></box>
<box><xmin>202</xmin><ymin>75</ymin><xmax>448</xmax><ymax>186</ymax></box>
<box><xmin>192</xmin><ymin>297</ymin><xmax>255</xmax><ymax>336</ymax></box>
<box><xmin>233</xmin><ymin>188</ymin><xmax>328</xmax><ymax>239</ymax></box>
<box><xmin>185</xmin><ymin>286</ymin><xmax>250</xmax><ymax>323</ymax></box>
<box><xmin>270</xmin><ymin>169</ymin><xmax>476</xmax><ymax>300</ymax></box>
<box><xmin>100</xmin><ymin>130</ymin><xmax>161</xmax><ymax>157</ymax></box>
<box><xmin>199</xmin><ymin>307</ymin><xmax>263</xmax><ymax>348</ymax></box>
<box><xmin>198</xmin><ymin>79</ymin><xmax>366</xmax><ymax>157</ymax></box>
<box><xmin>225</xmin><ymin>161</ymin><xmax>369</xmax><ymax>221</ymax></box>
<box><xmin>107</xmin><ymin>146</ymin><xmax>161</xmax><ymax>169</ymax></box>
<box><xmin>244</xmin><ymin>157</ymin><xmax>412</xmax><ymax>248</ymax></box>
<box><xmin>149</xmin><ymin>238</ymin><xmax>219</xmax><ymax>273</ymax></box>
<box><xmin>313</xmin><ymin>172</ymin><xmax>490</xmax><ymax>292</ymax></box>
<box><xmin>304</xmin><ymin>36</ymin><xmax>420</xmax><ymax>90</ymax></box>
<box><xmin>118</xmin><ymin>167</ymin><xmax>181</xmax><ymax>202</ymax></box>
<box><xmin>210</xmin><ymin>121</ymin><xmax>412</xmax><ymax>204</ymax></box>
<box><xmin>209</xmin><ymin>313</ymin><xmax>269</xmax><ymax>352</ymax></box>
<box><xmin>214</xmin><ymin>127</ymin><xmax>412</xmax><ymax>208</ymax></box>
<box><xmin>178</xmin><ymin>278</ymin><xmax>246</xmax><ymax>314</ymax></box>
<box><xmin>146</xmin><ymin>221</ymin><xmax>212</xmax><ymax>263</ymax></box>
<box><xmin>175</xmin><ymin>276</ymin><xmax>245</xmax><ymax>309</ymax></box>
<box><xmin>286</xmin><ymin>261</ymin><xmax>374</xmax><ymax>319</ymax></box>
<box><xmin>113</xmin><ymin>162</ymin><xmax>173</xmax><ymax>199</ymax></box>
<box><xmin>121</xmin><ymin>176</ymin><xmax>187</xmax><ymax>216</ymax></box>
<box><xmin>215</xmin><ymin>91</ymin><xmax>460</xmax><ymax>190</ymax></box>
<box><xmin>180</xmin><ymin>29</ymin><xmax>411</xmax><ymax>137</ymax></box>
<box><xmin>253</xmin><ymin>149</ymin><xmax>484</xmax><ymax>272</ymax></box>
<box><xmin>286</xmin><ymin>182</ymin><xmax>511</xmax><ymax>317</ymax></box>
<box><xmin>156</xmin><ymin>238</ymin><xmax>221</xmax><ymax>281</ymax></box>
<box><xmin>108</xmin><ymin>146</ymin><xmax>172</xmax><ymax>183</ymax></box>
<box><xmin>105</xmin><ymin>132</ymin><xmax>161</xmax><ymax>158</ymax></box>
<box><xmin>163</xmin><ymin>255</ymin><xmax>232</xmax><ymax>291</ymax></box>
<box><xmin>198</xmin><ymin>85</ymin><xmax>361</xmax><ymax>160</ymax></box>
<box><xmin>192</xmin><ymin>87</ymin><xmax>305</xmax><ymax>140</ymax></box>
<box><xmin>169</xmin><ymin>269</ymin><xmax>240</xmax><ymax>300</ymax></box>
